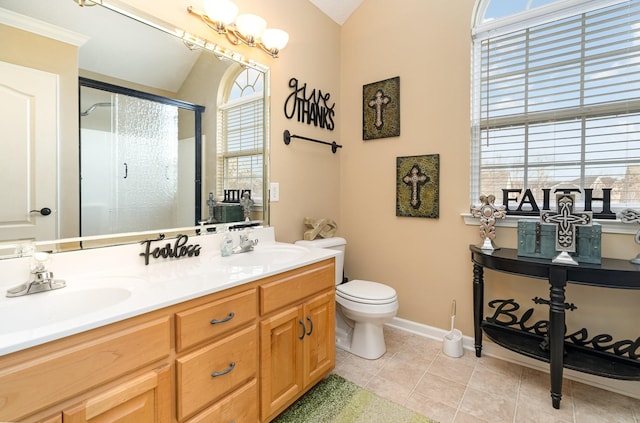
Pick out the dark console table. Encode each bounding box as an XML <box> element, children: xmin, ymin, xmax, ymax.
<box><xmin>470</xmin><ymin>245</ymin><xmax>640</xmax><ymax>409</ymax></box>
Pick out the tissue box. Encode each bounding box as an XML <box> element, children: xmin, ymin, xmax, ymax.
<box><xmin>517</xmin><ymin>220</ymin><xmax>602</xmax><ymax>264</ymax></box>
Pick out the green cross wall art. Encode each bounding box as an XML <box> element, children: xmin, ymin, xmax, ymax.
<box><xmin>396</xmin><ymin>154</ymin><xmax>439</xmax><ymax>218</ymax></box>
<box><xmin>363</xmin><ymin>77</ymin><xmax>400</xmax><ymax>140</ymax></box>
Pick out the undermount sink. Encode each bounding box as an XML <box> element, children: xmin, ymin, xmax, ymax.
<box><xmin>0</xmin><ymin>282</ymin><xmax>135</xmax><ymax>334</ymax></box>
<box><xmin>224</xmin><ymin>244</ymin><xmax>309</xmax><ymax>266</ymax></box>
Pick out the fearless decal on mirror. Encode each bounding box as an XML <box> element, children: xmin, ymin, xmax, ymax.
<box><xmin>140</xmin><ymin>234</ymin><xmax>201</xmax><ymax>265</ymax></box>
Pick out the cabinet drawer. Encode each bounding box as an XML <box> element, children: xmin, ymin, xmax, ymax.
<box><xmin>176</xmin><ymin>325</ymin><xmax>258</xmax><ymax>421</ymax></box>
<box><xmin>0</xmin><ymin>317</ymin><xmax>170</xmax><ymax>421</ymax></box>
<box><xmin>185</xmin><ymin>379</ymin><xmax>258</xmax><ymax>423</ymax></box>
<box><xmin>260</xmin><ymin>259</ymin><xmax>334</xmax><ymax>315</ymax></box>
<box><xmin>176</xmin><ymin>289</ymin><xmax>257</xmax><ymax>351</ymax></box>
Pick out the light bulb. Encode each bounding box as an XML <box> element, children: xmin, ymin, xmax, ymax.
<box><xmin>235</xmin><ymin>14</ymin><xmax>267</xmax><ymax>40</ymax></box>
<box><xmin>261</xmin><ymin>28</ymin><xmax>289</xmax><ymax>51</ymax></box>
<box><xmin>203</xmin><ymin>0</ymin><xmax>238</xmax><ymax>25</ymax></box>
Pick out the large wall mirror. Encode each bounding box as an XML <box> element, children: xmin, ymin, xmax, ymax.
<box><xmin>0</xmin><ymin>0</ymin><xmax>270</xmax><ymax>257</ymax></box>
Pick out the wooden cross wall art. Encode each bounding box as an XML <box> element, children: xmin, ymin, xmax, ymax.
<box><xmin>396</xmin><ymin>154</ymin><xmax>439</xmax><ymax>218</ymax></box>
<box><xmin>363</xmin><ymin>76</ymin><xmax>400</xmax><ymax>140</ymax></box>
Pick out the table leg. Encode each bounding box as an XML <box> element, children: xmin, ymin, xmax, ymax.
<box><xmin>473</xmin><ymin>263</ymin><xmax>484</xmax><ymax>357</ymax></box>
<box><xmin>549</xmin><ymin>266</ymin><xmax>567</xmax><ymax>409</ymax></box>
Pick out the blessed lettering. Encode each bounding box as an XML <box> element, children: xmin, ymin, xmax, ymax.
<box><xmin>284</xmin><ymin>77</ymin><xmax>335</xmax><ymax>130</ymax></box>
<box><xmin>140</xmin><ymin>234</ymin><xmax>201</xmax><ymax>266</ymax></box>
<box><xmin>487</xmin><ymin>299</ymin><xmax>640</xmax><ymax>360</ymax></box>
<box><xmin>501</xmin><ymin>188</ymin><xmax>615</xmax><ymax>219</ymax></box>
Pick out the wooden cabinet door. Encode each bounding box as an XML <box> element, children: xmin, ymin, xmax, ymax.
<box><xmin>62</xmin><ymin>365</ymin><xmax>171</xmax><ymax>423</ymax></box>
<box><xmin>302</xmin><ymin>290</ymin><xmax>336</xmax><ymax>388</ymax></box>
<box><xmin>259</xmin><ymin>306</ymin><xmax>304</xmax><ymax>420</ymax></box>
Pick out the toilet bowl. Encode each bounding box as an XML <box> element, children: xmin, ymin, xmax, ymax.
<box><xmin>294</xmin><ymin>237</ymin><xmax>399</xmax><ymax>360</ymax></box>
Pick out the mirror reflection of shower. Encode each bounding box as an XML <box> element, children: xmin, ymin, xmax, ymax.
<box><xmin>80</xmin><ymin>102</ymin><xmax>112</xmax><ymax>116</ymax></box>
<box><xmin>79</xmin><ymin>80</ymin><xmax>203</xmax><ymax>237</ymax></box>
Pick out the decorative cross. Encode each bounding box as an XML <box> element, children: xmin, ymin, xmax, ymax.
<box><xmin>368</xmin><ymin>89</ymin><xmax>391</xmax><ymax>130</ymax></box>
<box><xmin>619</xmin><ymin>208</ymin><xmax>640</xmax><ymax>264</ymax></box>
<box><xmin>541</xmin><ymin>194</ymin><xmax>592</xmax><ymax>265</ymax></box>
<box><xmin>402</xmin><ymin>164</ymin><xmax>429</xmax><ymax>209</ymax></box>
<box><xmin>470</xmin><ymin>194</ymin><xmax>506</xmax><ymax>250</ymax></box>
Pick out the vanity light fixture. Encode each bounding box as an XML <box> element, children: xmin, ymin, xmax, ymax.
<box><xmin>187</xmin><ymin>0</ymin><xmax>289</xmax><ymax>58</ymax></box>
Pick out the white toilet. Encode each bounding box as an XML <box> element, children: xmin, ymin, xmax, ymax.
<box><xmin>295</xmin><ymin>237</ymin><xmax>399</xmax><ymax>359</ymax></box>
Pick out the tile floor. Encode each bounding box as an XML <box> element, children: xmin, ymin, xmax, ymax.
<box><xmin>332</xmin><ymin>326</ymin><xmax>640</xmax><ymax>423</ymax></box>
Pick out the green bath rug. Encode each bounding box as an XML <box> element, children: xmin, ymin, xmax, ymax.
<box><xmin>272</xmin><ymin>373</ymin><xmax>438</xmax><ymax>423</ymax></box>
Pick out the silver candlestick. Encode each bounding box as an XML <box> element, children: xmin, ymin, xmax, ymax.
<box><xmin>619</xmin><ymin>208</ymin><xmax>640</xmax><ymax>265</ymax></box>
<box><xmin>471</xmin><ymin>194</ymin><xmax>506</xmax><ymax>251</ymax></box>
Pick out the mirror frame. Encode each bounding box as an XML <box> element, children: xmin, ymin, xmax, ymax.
<box><xmin>0</xmin><ymin>0</ymin><xmax>271</xmax><ymax>258</ymax></box>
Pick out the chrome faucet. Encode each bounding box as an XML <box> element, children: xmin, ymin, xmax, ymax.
<box><xmin>232</xmin><ymin>229</ymin><xmax>259</xmax><ymax>254</ymax></box>
<box><xmin>6</xmin><ymin>252</ymin><xmax>66</xmax><ymax>297</ymax></box>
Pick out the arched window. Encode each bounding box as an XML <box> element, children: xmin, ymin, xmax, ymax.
<box><xmin>471</xmin><ymin>0</ymin><xmax>640</xmax><ymax>217</ymax></box>
<box><xmin>217</xmin><ymin>66</ymin><xmax>264</xmax><ymax>208</ymax></box>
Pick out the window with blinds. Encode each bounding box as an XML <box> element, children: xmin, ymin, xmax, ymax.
<box><xmin>471</xmin><ymin>0</ymin><xmax>640</xmax><ymax>213</ymax></box>
<box><xmin>217</xmin><ymin>68</ymin><xmax>264</xmax><ymax>204</ymax></box>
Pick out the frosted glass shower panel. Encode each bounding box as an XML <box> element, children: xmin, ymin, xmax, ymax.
<box><xmin>115</xmin><ymin>95</ymin><xmax>179</xmax><ymax>233</ymax></box>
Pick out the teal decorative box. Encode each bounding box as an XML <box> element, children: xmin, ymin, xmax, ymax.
<box><xmin>214</xmin><ymin>204</ymin><xmax>243</xmax><ymax>223</ymax></box>
<box><xmin>517</xmin><ymin>220</ymin><xmax>602</xmax><ymax>264</ymax></box>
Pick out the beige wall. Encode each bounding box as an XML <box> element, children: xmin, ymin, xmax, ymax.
<box><xmin>340</xmin><ymin>0</ymin><xmax>640</xmax><ymax>344</ymax></box>
<box><xmin>340</xmin><ymin>0</ymin><xmax>480</xmax><ymax>334</ymax></box>
<box><xmin>50</xmin><ymin>0</ymin><xmax>640</xmax><ymax>340</ymax></box>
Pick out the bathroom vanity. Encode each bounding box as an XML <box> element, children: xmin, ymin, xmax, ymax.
<box><xmin>0</xmin><ymin>228</ymin><xmax>336</xmax><ymax>423</ymax></box>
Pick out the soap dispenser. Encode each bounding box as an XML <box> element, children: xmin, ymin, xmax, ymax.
<box><xmin>220</xmin><ymin>226</ymin><xmax>233</xmax><ymax>257</ymax></box>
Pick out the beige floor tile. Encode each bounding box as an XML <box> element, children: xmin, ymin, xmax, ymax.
<box><xmin>459</xmin><ymin>386</ymin><xmax>516</xmax><ymax>423</ymax></box>
<box><xmin>515</xmin><ymin>396</ymin><xmax>574</xmax><ymax>423</ymax></box>
<box><xmin>572</xmin><ymin>382</ymin><xmax>637</xmax><ymax>423</ymax></box>
<box><xmin>376</xmin><ymin>354</ymin><xmax>428</xmax><ymax>387</ymax></box>
<box><xmin>364</xmin><ymin>375</ymin><xmax>414</xmax><ymax>406</ymax></box>
<box><xmin>453</xmin><ymin>410</ymin><xmax>492</xmax><ymax>422</ymax></box>
<box><xmin>332</xmin><ymin>327</ymin><xmax>640</xmax><ymax>423</ymax></box>
<box><xmin>427</xmin><ymin>354</ymin><xmax>476</xmax><ymax>386</ymax></box>
<box><xmin>405</xmin><ymin>391</ymin><xmax>457</xmax><ymax>423</ymax></box>
<box><xmin>412</xmin><ymin>372</ymin><xmax>466</xmax><ymax>409</ymax></box>
<box><xmin>468</xmin><ymin>363</ymin><xmax>520</xmax><ymax>400</ymax></box>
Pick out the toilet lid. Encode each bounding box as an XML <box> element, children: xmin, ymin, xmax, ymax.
<box><xmin>336</xmin><ymin>280</ymin><xmax>397</xmax><ymax>304</ymax></box>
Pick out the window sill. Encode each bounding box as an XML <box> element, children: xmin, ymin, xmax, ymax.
<box><xmin>460</xmin><ymin>213</ymin><xmax>636</xmax><ymax>235</ymax></box>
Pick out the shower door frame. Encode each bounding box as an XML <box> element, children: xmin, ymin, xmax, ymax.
<box><xmin>79</xmin><ymin>77</ymin><xmax>205</xmax><ymax>236</ymax></box>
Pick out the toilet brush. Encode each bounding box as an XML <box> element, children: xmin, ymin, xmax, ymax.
<box><xmin>443</xmin><ymin>299</ymin><xmax>464</xmax><ymax>357</ymax></box>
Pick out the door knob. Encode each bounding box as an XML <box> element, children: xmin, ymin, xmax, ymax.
<box><xmin>30</xmin><ymin>208</ymin><xmax>52</xmax><ymax>216</ymax></box>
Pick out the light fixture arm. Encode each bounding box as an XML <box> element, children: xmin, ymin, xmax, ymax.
<box><xmin>187</xmin><ymin>6</ymin><xmax>285</xmax><ymax>58</ymax></box>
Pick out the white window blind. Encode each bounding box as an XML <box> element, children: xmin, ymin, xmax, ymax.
<box><xmin>472</xmin><ymin>0</ymin><xmax>640</xmax><ymax>212</ymax></box>
<box><xmin>217</xmin><ymin>92</ymin><xmax>264</xmax><ymax>203</ymax></box>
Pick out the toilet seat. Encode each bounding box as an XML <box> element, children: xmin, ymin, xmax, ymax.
<box><xmin>336</xmin><ymin>280</ymin><xmax>397</xmax><ymax>305</ymax></box>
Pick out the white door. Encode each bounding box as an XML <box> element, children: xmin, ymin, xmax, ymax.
<box><xmin>0</xmin><ymin>61</ymin><xmax>58</xmax><ymax>242</ymax></box>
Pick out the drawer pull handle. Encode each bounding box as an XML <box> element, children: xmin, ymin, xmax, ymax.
<box><xmin>306</xmin><ymin>316</ymin><xmax>313</xmax><ymax>336</ymax></box>
<box><xmin>298</xmin><ymin>319</ymin><xmax>306</xmax><ymax>339</ymax></box>
<box><xmin>210</xmin><ymin>312</ymin><xmax>235</xmax><ymax>324</ymax></box>
<box><xmin>211</xmin><ymin>361</ymin><xmax>236</xmax><ymax>377</ymax></box>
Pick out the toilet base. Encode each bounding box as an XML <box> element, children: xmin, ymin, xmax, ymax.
<box><xmin>350</xmin><ymin>321</ymin><xmax>386</xmax><ymax>359</ymax></box>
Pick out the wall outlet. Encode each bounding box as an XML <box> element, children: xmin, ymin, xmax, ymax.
<box><xmin>270</xmin><ymin>182</ymin><xmax>280</xmax><ymax>202</ymax></box>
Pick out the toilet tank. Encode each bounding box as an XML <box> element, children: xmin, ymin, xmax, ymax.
<box><xmin>294</xmin><ymin>237</ymin><xmax>346</xmax><ymax>285</ymax></box>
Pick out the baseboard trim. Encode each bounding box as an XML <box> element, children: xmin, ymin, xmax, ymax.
<box><xmin>386</xmin><ymin>316</ymin><xmax>640</xmax><ymax>400</ymax></box>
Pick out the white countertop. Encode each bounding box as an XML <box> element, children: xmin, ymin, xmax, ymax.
<box><xmin>0</xmin><ymin>227</ymin><xmax>337</xmax><ymax>356</ymax></box>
